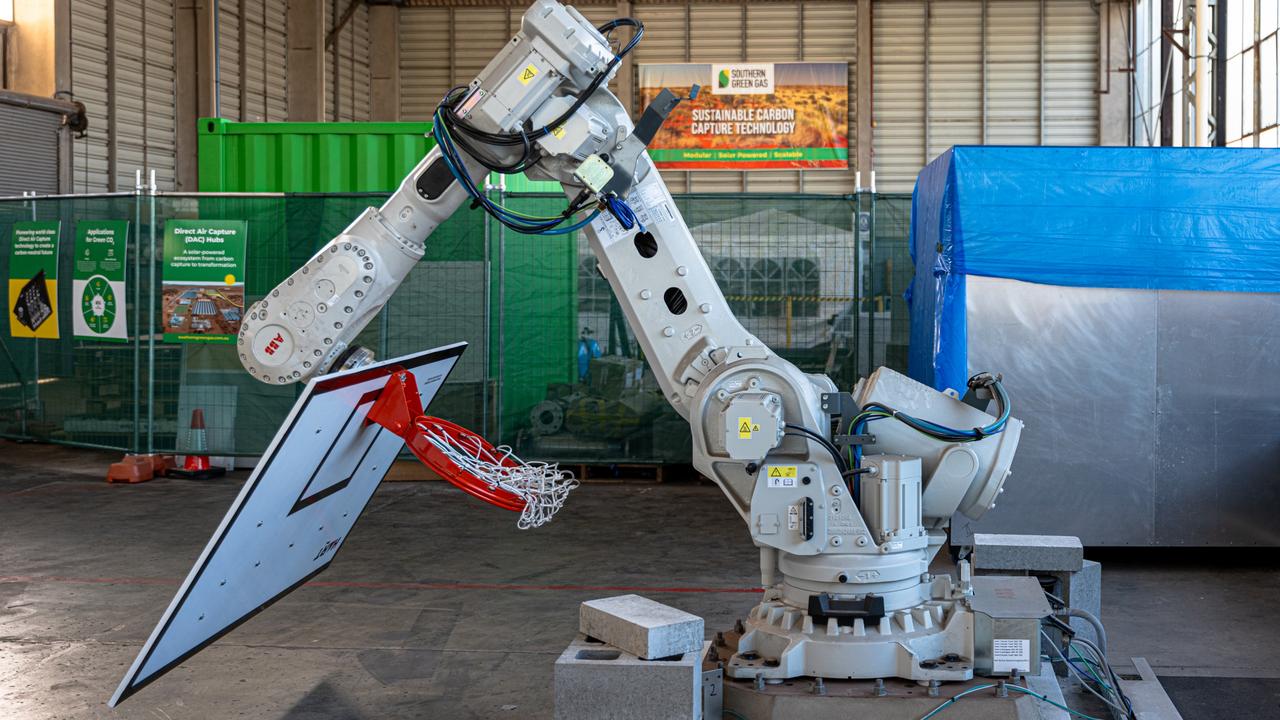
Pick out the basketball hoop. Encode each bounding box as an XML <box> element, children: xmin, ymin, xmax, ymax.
<box><xmin>413</xmin><ymin>416</ymin><xmax>578</xmax><ymax>529</ymax></box>
<box><xmin>368</xmin><ymin>370</ymin><xmax>578</xmax><ymax>529</ymax></box>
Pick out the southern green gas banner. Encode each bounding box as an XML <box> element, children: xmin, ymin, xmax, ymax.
<box><xmin>73</xmin><ymin>221</ymin><xmax>130</xmax><ymax>342</ymax></box>
<box><xmin>638</xmin><ymin>62</ymin><xmax>849</xmax><ymax>170</ymax></box>
<box><xmin>162</xmin><ymin>219</ymin><xmax>247</xmax><ymax>344</ymax></box>
<box><xmin>8</xmin><ymin>221</ymin><xmax>61</xmax><ymax>339</ymax></box>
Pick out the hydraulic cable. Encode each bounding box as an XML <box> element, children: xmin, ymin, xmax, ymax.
<box><xmin>852</xmin><ymin>372</ymin><xmax>1010</xmax><ymax>471</ymax></box>
<box><xmin>430</xmin><ymin>18</ymin><xmax>646</xmax><ymax>235</ymax></box>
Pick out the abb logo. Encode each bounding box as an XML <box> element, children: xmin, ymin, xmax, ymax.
<box><xmin>263</xmin><ymin>333</ymin><xmax>285</xmax><ymax>356</ymax></box>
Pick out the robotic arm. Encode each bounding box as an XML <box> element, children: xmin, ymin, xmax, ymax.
<box><xmin>239</xmin><ymin>0</ymin><xmax>1024</xmax><ymax>683</ymax></box>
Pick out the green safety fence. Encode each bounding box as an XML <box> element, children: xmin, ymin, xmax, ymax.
<box><xmin>0</xmin><ymin>190</ymin><xmax>912</xmax><ymax>465</ymax></box>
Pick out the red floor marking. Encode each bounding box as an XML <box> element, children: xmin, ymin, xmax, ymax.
<box><xmin>0</xmin><ymin>574</ymin><xmax>760</xmax><ymax>594</ymax></box>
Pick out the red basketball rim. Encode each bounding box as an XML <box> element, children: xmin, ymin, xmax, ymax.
<box><xmin>407</xmin><ymin>416</ymin><xmax>526</xmax><ymax>512</ymax></box>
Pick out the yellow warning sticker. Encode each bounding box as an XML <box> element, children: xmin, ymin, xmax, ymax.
<box><xmin>767</xmin><ymin>466</ymin><xmax>799</xmax><ymax>488</ymax></box>
<box><xmin>737</xmin><ymin>417</ymin><xmax>760</xmax><ymax>439</ymax></box>
<box><xmin>518</xmin><ymin>64</ymin><xmax>539</xmax><ymax>85</ymax></box>
<box><xmin>551</xmin><ymin>125</ymin><xmax>566</xmax><ymax>139</ymax></box>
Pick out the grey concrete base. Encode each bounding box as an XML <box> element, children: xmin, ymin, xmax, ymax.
<box><xmin>973</xmin><ymin>533</ymin><xmax>1083</xmax><ymax>573</ymax></box>
<box><xmin>580</xmin><ymin>594</ymin><xmax>704</xmax><ymax>660</ymax></box>
<box><xmin>1115</xmin><ymin>658</ymin><xmax>1184</xmax><ymax>720</ymax></box>
<box><xmin>1056</xmin><ymin>559</ymin><xmax>1102</xmax><ymax>647</ymax></box>
<box><xmin>971</xmin><ymin>534</ymin><xmax>1102</xmax><ymax>649</ymax></box>
<box><xmin>553</xmin><ymin>634</ymin><xmax>706</xmax><ymax>720</ymax></box>
<box><xmin>724</xmin><ymin>666</ymin><xmax>1069</xmax><ymax>720</ymax></box>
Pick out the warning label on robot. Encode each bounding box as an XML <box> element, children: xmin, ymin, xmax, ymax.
<box><xmin>767</xmin><ymin>465</ymin><xmax>797</xmax><ymax>488</ymax></box>
<box><xmin>738</xmin><ymin>416</ymin><xmax>760</xmax><ymax>439</ymax></box>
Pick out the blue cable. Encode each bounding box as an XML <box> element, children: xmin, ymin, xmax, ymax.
<box><xmin>605</xmin><ymin>195</ymin><xmax>643</xmax><ymax>231</ymax></box>
<box><xmin>433</xmin><ymin>107</ymin><xmax>595</xmax><ymax>235</ymax></box>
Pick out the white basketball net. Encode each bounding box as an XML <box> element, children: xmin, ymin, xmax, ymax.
<box><xmin>415</xmin><ymin>419</ymin><xmax>579</xmax><ymax>529</ymax></box>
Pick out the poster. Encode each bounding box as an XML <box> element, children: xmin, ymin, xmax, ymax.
<box><xmin>8</xmin><ymin>221</ymin><xmax>61</xmax><ymax>339</ymax></box>
<box><xmin>638</xmin><ymin>62</ymin><xmax>849</xmax><ymax>170</ymax></box>
<box><xmin>73</xmin><ymin>221</ymin><xmax>130</xmax><ymax>342</ymax></box>
<box><xmin>162</xmin><ymin>220</ymin><xmax>247</xmax><ymax>344</ymax></box>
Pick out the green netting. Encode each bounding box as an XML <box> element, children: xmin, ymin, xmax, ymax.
<box><xmin>0</xmin><ymin>194</ymin><xmax>144</xmax><ymax>450</ymax></box>
<box><xmin>0</xmin><ymin>190</ymin><xmax>912</xmax><ymax>465</ymax></box>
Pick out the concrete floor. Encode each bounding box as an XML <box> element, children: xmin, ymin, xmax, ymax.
<box><xmin>1</xmin><ymin>441</ymin><xmax>1277</xmax><ymax>719</ymax></box>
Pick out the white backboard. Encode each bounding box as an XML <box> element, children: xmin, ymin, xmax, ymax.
<box><xmin>110</xmin><ymin>343</ymin><xmax>466</xmax><ymax>706</ymax></box>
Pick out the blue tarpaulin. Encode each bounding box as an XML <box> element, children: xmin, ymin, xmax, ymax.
<box><xmin>908</xmin><ymin>146</ymin><xmax>1280</xmax><ymax>393</ymax></box>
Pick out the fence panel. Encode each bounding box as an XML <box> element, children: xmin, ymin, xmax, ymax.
<box><xmin>0</xmin><ymin>190</ymin><xmax>913</xmax><ymax>467</ymax></box>
<box><xmin>0</xmin><ymin>194</ymin><xmax>144</xmax><ymax>451</ymax></box>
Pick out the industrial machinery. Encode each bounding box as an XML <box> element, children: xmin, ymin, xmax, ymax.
<box><xmin>236</xmin><ymin>0</ymin><xmax>1023</xmax><ymax>686</ymax></box>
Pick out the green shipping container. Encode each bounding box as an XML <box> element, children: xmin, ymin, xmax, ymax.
<box><xmin>194</xmin><ymin>118</ymin><xmax>576</xmax><ymax>444</ymax></box>
<box><xmin>197</xmin><ymin>118</ymin><xmax>435</xmax><ymax>192</ymax></box>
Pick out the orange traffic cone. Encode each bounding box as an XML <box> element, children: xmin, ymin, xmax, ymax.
<box><xmin>169</xmin><ymin>408</ymin><xmax>226</xmax><ymax>480</ymax></box>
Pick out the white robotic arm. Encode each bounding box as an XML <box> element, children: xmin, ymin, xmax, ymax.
<box><xmin>239</xmin><ymin>0</ymin><xmax>1024</xmax><ymax>684</ymax></box>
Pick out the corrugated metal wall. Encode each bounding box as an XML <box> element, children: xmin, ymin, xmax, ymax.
<box><xmin>219</xmin><ymin>0</ymin><xmax>290</xmax><ymax>122</ymax></box>
<box><xmin>395</xmin><ymin>1</ymin><xmax>1097</xmax><ymax>194</ymax></box>
<box><xmin>876</xmin><ymin>0</ymin><xmax>1099</xmax><ymax>192</ymax></box>
<box><xmin>873</xmin><ymin>0</ymin><xmax>925</xmax><ymax>192</ymax></box>
<box><xmin>400</xmin><ymin>6</ymin><xmax>452</xmax><ymax>121</ymax></box>
<box><xmin>69</xmin><ymin>0</ymin><xmax>178</xmax><ymax>192</ymax></box>
<box><xmin>70</xmin><ymin>0</ymin><xmax>111</xmax><ymax>191</ymax></box>
<box><xmin>0</xmin><ymin>105</ymin><xmax>62</xmax><ymax>195</ymax></box>
<box><xmin>399</xmin><ymin>2</ymin><xmax>617</xmax><ymax>123</ymax></box>
<box><xmin>327</xmin><ymin>0</ymin><xmax>373</xmax><ymax>121</ymax></box>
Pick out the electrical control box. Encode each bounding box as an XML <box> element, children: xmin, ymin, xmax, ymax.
<box><xmin>721</xmin><ymin>392</ymin><xmax>783</xmax><ymax>460</ymax></box>
<box><xmin>859</xmin><ymin>455</ymin><xmax>924</xmax><ymax>544</ymax></box>
<box><xmin>970</xmin><ymin>575</ymin><xmax>1052</xmax><ymax>677</ymax></box>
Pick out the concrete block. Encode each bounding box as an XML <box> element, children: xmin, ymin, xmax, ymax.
<box><xmin>580</xmin><ymin>594</ymin><xmax>703</xmax><ymax>660</ymax></box>
<box><xmin>972</xmin><ymin>533</ymin><xmax>1083</xmax><ymax>573</ymax></box>
<box><xmin>1058</xmin><ymin>559</ymin><xmax>1103</xmax><ymax>647</ymax></box>
<box><xmin>554</xmin><ymin>634</ymin><xmax>706</xmax><ymax>720</ymax></box>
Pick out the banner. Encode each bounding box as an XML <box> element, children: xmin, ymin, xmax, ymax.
<box><xmin>162</xmin><ymin>220</ymin><xmax>247</xmax><ymax>344</ymax></box>
<box><xmin>73</xmin><ymin>221</ymin><xmax>130</xmax><ymax>342</ymax></box>
<box><xmin>638</xmin><ymin>62</ymin><xmax>849</xmax><ymax>170</ymax></box>
<box><xmin>8</xmin><ymin>221</ymin><xmax>61</xmax><ymax>339</ymax></box>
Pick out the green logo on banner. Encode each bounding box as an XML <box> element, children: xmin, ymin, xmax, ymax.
<box><xmin>80</xmin><ymin>275</ymin><xmax>117</xmax><ymax>335</ymax></box>
<box><xmin>718</xmin><ymin>69</ymin><xmax>730</xmax><ymax>88</ymax></box>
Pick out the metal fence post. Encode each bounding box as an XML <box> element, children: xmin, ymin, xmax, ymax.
<box><xmin>853</xmin><ymin>176</ymin><xmax>865</xmax><ymax>377</ymax></box>
<box><xmin>495</xmin><ymin>178</ymin><xmax>507</xmax><ymax>445</ymax></box>
<box><xmin>28</xmin><ymin>192</ymin><xmax>40</xmax><ymax>417</ymax></box>
<box><xmin>146</xmin><ymin>170</ymin><xmax>158</xmax><ymax>453</ymax></box>
<box><xmin>482</xmin><ymin>205</ymin><xmax>491</xmax><ymax>440</ymax></box>
<box><xmin>132</xmin><ymin>170</ymin><xmax>143</xmax><ymax>454</ymax></box>
<box><xmin>867</xmin><ymin>186</ymin><xmax>878</xmax><ymax>377</ymax></box>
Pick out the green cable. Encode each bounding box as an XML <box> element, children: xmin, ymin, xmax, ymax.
<box><xmin>1070</xmin><ymin>643</ymin><xmax>1111</xmax><ymax>689</ymax></box>
<box><xmin>1040</xmin><ymin>630</ymin><xmax>1129</xmax><ymax>714</ymax></box>
<box><xmin>918</xmin><ymin>681</ymin><xmax>1108</xmax><ymax>720</ymax></box>
<box><xmin>919</xmin><ymin>684</ymin><xmax>997</xmax><ymax>720</ymax></box>
<box><xmin>435</xmin><ymin>118</ymin><xmax>585</xmax><ymax>223</ymax></box>
<box><xmin>1006</xmin><ymin>684</ymin><xmax>1105</xmax><ymax>720</ymax></box>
